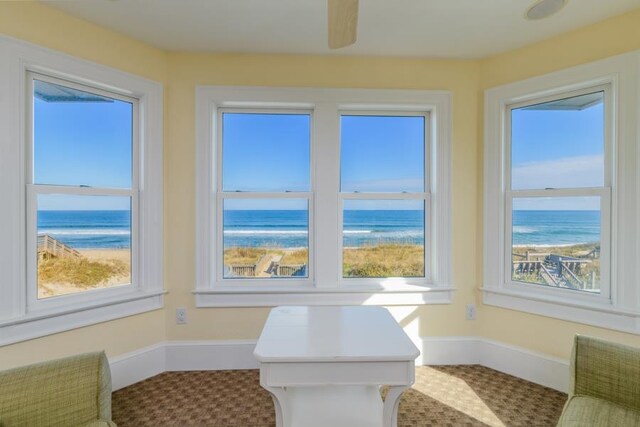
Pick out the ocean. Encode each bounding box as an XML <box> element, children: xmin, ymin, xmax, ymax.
<box><xmin>512</xmin><ymin>210</ymin><xmax>600</xmax><ymax>247</ymax></box>
<box><xmin>37</xmin><ymin>209</ymin><xmax>601</xmax><ymax>250</ymax></box>
<box><xmin>38</xmin><ymin>210</ymin><xmax>131</xmax><ymax>249</ymax></box>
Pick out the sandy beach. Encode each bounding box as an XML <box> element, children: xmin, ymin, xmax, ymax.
<box><xmin>38</xmin><ymin>248</ymin><xmax>131</xmax><ymax>299</ymax></box>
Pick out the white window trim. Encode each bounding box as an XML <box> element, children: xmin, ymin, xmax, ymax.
<box><xmin>483</xmin><ymin>51</ymin><xmax>640</xmax><ymax>333</ymax></box>
<box><xmin>195</xmin><ymin>86</ymin><xmax>453</xmax><ymax>307</ymax></box>
<box><xmin>0</xmin><ymin>35</ymin><xmax>164</xmax><ymax>346</ymax></box>
<box><xmin>337</xmin><ymin>110</ymin><xmax>431</xmax><ymax>286</ymax></box>
<box><xmin>214</xmin><ymin>108</ymin><xmax>315</xmax><ymax>288</ymax></box>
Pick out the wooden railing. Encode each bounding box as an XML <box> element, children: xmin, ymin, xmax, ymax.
<box><xmin>37</xmin><ymin>234</ymin><xmax>81</xmax><ymax>260</ymax></box>
<box><xmin>513</xmin><ymin>260</ymin><xmax>542</xmax><ymax>275</ymax></box>
<box><xmin>560</xmin><ymin>263</ymin><xmax>583</xmax><ymax>290</ymax></box>
<box><xmin>277</xmin><ymin>264</ymin><xmax>306</xmax><ymax>276</ymax></box>
<box><xmin>229</xmin><ymin>265</ymin><xmax>256</xmax><ymax>277</ymax></box>
<box><xmin>540</xmin><ymin>263</ymin><xmax>559</xmax><ymax>287</ymax></box>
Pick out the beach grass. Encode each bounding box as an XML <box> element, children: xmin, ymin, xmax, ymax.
<box><xmin>37</xmin><ymin>249</ymin><xmax>131</xmax><ymax>298</ymax></box>
<box><xmin>223</xmin><ymin>247</ymin><xmax>272</xmax><ymax>265</ymax></box>
<box><xmin>38</xmin><ymin>257</ymin><xmax>129</xmax><ymax>287</ymax></box>
<box><xmin>343</xmin><ymin>244</ymin><xmax>424</xmax><ymax>278</ymax></box>
<box><xmin>224</xmin><ymin>244</ymin><xmax>425</xmax><ymax>278</ymax></box>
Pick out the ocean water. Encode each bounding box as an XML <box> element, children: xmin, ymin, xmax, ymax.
<box><xmin>37</xmin><ymin>209</ymin><xmax>601</xmax><ymax>250</ymax></box>
<box><xmin>512</xmin><ymin>210</ymin><xmax>600</xmax><ymax>247</ymax></box>
<box><xmin>38</xmin><ymin>210</ymin><xmax>131</xmax><ymax>249</ymax></box>
<box><xmin>223</xmin><ymin>209</ymin><xmax>425</xmax><ymax>249</ymax></box>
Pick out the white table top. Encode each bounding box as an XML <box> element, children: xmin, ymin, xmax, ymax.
<box><xmin>254</xmin><ymin>306</ymin><xmax>420</xmax><ymax>363</ymax></box>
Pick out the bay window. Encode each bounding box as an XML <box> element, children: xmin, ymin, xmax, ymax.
<box><xmin>195</xmin><ymin>87</ymin><xmax>452</xmax><ymax>307</ymax></box>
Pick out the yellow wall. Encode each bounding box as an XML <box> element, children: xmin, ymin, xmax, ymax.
<box><xmin>2</xmin><ymin>1</ymin><xmax>640</xmax><ymax>370</ymax></box>
<box><xmin>0</xmin><ymin>1</ymin><xmax>167</xmax><ymax>369</ymax></box>
<box><xmin>164</xmin><ymin>53</ymin><xmax>481</xmax><ymax>342</ymax></box>
<box><xmin>477</xmin><ymin>8</ymin><xmax>640</xmax><ymax>359</ymax></box>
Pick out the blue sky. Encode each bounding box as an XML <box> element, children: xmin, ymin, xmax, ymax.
<box><xmin>35</xmin><ymin>79</ymin><xmax>132</xmax><ymax>211</ymax></box>
<box><xmin>37</xmin><ymin>89</ymin><xmax>604</xmax><ymax>212</ymax></box>
<box><xmin>511</xmin><ymin>94</ymin><xmax>604</xmax><ymax>210</ymax></box>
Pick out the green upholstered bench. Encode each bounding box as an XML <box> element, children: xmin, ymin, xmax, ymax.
<box><xmin>557</xmin><ymin>335</ymin><xmax>640</xmax><ymax>426</ymax></box>
<box><xmin>0</xmin><ymin>351</ymin><xmax>116</xmax><ymax>427</ymax></box>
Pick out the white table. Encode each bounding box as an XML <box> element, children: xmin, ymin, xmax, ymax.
<box><xmin>254</xmin><ymin>306</ymin><xmax>420</xmax><ymax>427</ymax></box>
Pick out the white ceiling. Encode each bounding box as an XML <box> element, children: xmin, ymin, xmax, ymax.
<box><xmin>43</xmin><ymin>0</ymin><xmax>640</xmax><ymax>59</ymax></box>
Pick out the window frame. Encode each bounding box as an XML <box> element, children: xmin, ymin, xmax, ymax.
<box><xmin>215</xmin><ymin>107</ymin><xmax>314</xmax><ymax>287</ymax></box>
<box><xmin>195</xmin><ymin>86</ymin><xmax>453</xmax><ymax>307</ymax></box>
<box><xmin>25</xmin><ymin>72</ymin><xmax>141</xmax><ymax>311</ymax></box>
<box><xmin>503</xmin><ymin>85</ymin><xmax>612</xmax><ymax>304</ymax></box>
<box><xmin>337</xmin><ymin>110</ymin><xmax>431</xmax><ymax>285</ymax></box>
<box><xmin>483</xmin><ymin>51</ymin><xmax>640</xmax><ymax>333</ymax></box>
<box><xmin>0</xmin><ymin>35</ymin><xmax>164</xmax><ymax>346</ymax></box>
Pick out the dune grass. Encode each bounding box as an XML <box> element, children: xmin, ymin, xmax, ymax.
<box><xmin>343</xmin><ymin>244</ymin><xmax>424</xmax><ymax>278</ymax></box>
<box><xmin>223</xmin><ymin>247</ymin><xmax>272</xmax><ymax>266</ymax></box>
<box><xmin>38</xmin><ymin>257</ymin><xmax>129</xmax><ymax>287</ymax></box>
<box><xmin>224</xmin><ymin>244</ymin><xmax>424</xmax><ymax>278</ymax></box>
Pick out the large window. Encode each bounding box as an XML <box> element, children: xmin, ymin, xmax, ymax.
<box><xmin>196</xmin><ymin>87</ymin><xmax>452</xmax><ymax>306</ymax></box>
<box><xmin>340</xmin><ymin>114</ymin><xmax>428</xmax><ymax>280</ymax></box>
<box><xmin>506</xmin><ymin>89</ymin><xmax>609</xmax><ymax>296</ymax></box>
<box><xmin>219</xmin><ymin>111</ymin><xmax>311</xmax><ymax>282</ymax></box>
<box><xmin>0</xmin><ymin>37</ymin><xmax>163</xmax><ymax>345</ymax></box>
<box><xmin>28</xmin><ymin>74</ymin><xmax>137</xmax><ymax>301</ymax></box>
<box><xmin>483</xmin><ymin>52</ymin><xmax>640</xmax><ymax>332</ymax></box>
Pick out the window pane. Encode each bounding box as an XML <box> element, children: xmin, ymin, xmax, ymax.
<box><xmin>37</xmin><ymin>194</ymin><xmax>132</xmax><ymax>299</ymax></box>
<box><xmin>223</xmin><ymin>199</ymin><xmax>308</xmax><ymax>279</ymax></box>
<box><xmin>511</xmin><ymin>197</ymin><xmax>601</xmax><ymax>293</ymax></box>
<box><xmin>222</xmin><ymin>113</ymin><xmax>310</xmax><ymax>192</ymax></box>
<box><xmin>341</xmin><ymin>115</ymin><xmax>425</xmax><ymax>192</ymax></box>
<box><xmin>33</xmin><ymin>79</ymin><xmax>133</xmax><ymax>188</ymax></box>
<box><xmin>343</xmin><ymin>199</ymin><xmax>425</xmax><ymax>278</ymax></box>
<box><xmin>511</xmin><ymin>91</ymin><xmax>604</xmax><ymax>190</ymax></box>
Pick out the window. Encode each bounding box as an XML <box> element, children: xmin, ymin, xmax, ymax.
<box><xmin>196</xmin><ymin>87</ymin><xmax>452</xmax><ymax>307</ymax></box>
<box><xmin>506</xmin><ymin>89</ymin><xmax>609</xmax><ymax>296</ymax></box>
<box><xmin>0</xmin><ymin>36</ymin><xmax>163</xmax><ymax>345</ymax></box>
<box><xmin>218</xmin><ymin>111</ymin><xmax>311</xmax><ymax>282</ymax></box>
<box><xmin>28</xmin><ymin>75</ymin><xmax>137</xmax><ymax>301</ymax></box>
<box><xmin>340</xmin><ymin>114</ymin><xmax>428</xmax><ymax>280</ymax></box>
<box><xmin>483</xmin><ymin>52</ymin><xmax>640</xmax><ymax>333</ymax></box>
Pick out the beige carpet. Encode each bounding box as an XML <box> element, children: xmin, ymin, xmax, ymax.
<box><xmin>112</xmin><ymin>365</ymin><xmax>566</xmax><ymax>426</ymax></box>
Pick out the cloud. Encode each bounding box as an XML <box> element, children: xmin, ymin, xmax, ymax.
<box><xmin>512</xmin><ymin>155</ymin><xmax>603</xmax><ymax>190</ymax></box>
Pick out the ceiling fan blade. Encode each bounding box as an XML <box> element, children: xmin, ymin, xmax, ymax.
<box><xmin>328</xmin><ymin>0</ymin><xmax>358</xmax><ymax>49</ymax></box>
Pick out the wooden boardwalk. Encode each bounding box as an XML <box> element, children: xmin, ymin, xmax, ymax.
<box><xmin>37</xmin><ymin>234</ymin><xmax>81</xmax><ymax>260</ymax></box>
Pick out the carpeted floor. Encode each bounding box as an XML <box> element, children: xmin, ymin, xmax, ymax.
<box><xmin>112</xmin><ymin>365</ymin><xmax>567</xmax><ymax>426</ymax></box>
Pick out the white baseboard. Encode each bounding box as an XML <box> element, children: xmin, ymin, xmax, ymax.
<box><xmin>109</xmin><ymin>342</ymin><xmax>165</xmax><ymax>390</ymax></box>
<box><xmin>165</xmin><ymin>340</ymin><xmax>258</xmax><ymax>371</ymax></box>
<box><xmin>109</xmin><ymin>337</ymin><xmax>569</xmax><ymax>392</ymax></box>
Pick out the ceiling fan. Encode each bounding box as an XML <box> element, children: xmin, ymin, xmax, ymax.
<box><xmin>328</xmin><ymin>0</ymin><xmax>358</xmax><ymax>49</ymax></box>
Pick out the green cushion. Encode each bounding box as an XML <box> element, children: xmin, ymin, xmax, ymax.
<box><xmin>0</xmin><ymin>352</ymin><xmax>114</xmax><ymax>427</ymax></box>
<box><xmin>572</xmin><ymin>335</ymin><xmax>640</xmax><ymax>409</ymax></box>
<box><xmin>558</xmin><ymin>396</ymin><xmax>640</xmax><ymax>427</ymax></box>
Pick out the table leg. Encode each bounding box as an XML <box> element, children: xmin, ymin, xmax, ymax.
<box><xmin>263</xmin><ymin>385</ymin><xmax>287</xmax><ymax>427</ymax></box>
<box><xmin>383</xmin><ymin>385</ymin><xmax>409</xmax><ymax>427</ymax></box>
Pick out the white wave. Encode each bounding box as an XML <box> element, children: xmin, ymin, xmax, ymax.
<box><xmin>512</xmin><ymin>242</ymin><xmax>596</xmax><ymax>248</ymax></box>
<box><xmin>344</xmin><ymin>230</ymin><xmax>372</xmax><ymax>234</ymax></box>
<box><xmin>224</xmin><ymin>230</ymin><xmax>308</xmax><ymax>235</ymax></box>
<box><xmin>38</xmin><ymin>229</ymin><xmax>130</xmax><ymax>236</ymax></box>
<box><xmin>513</xmin><ymin>226</ymin><xmax>536</xmax><ymax>234</ymax></box>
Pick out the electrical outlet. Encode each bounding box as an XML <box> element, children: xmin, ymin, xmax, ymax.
<box><xmin>466</xmin><ymin>304</ymin><xmax>476</xmax><ymax>320</ymax></box>
<box><xmin>176</xmin><ymin>308</ymin><xmax>187</xmax><ymax>324</ymax></box>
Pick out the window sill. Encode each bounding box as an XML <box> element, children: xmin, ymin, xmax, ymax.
<box><xmin>194</xmin><ymin>284</ymin><xmax>454</xmax><ymax>307</ymax></box>
<box><xmin>481</xmin><ymin>287</ymin><xmax>640</xmax><ymax>334</ymax></box>
<box><xmin>0</xmin><ymin>290</ymin><xmax>165</xmax><ymax>347</ymax></box>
